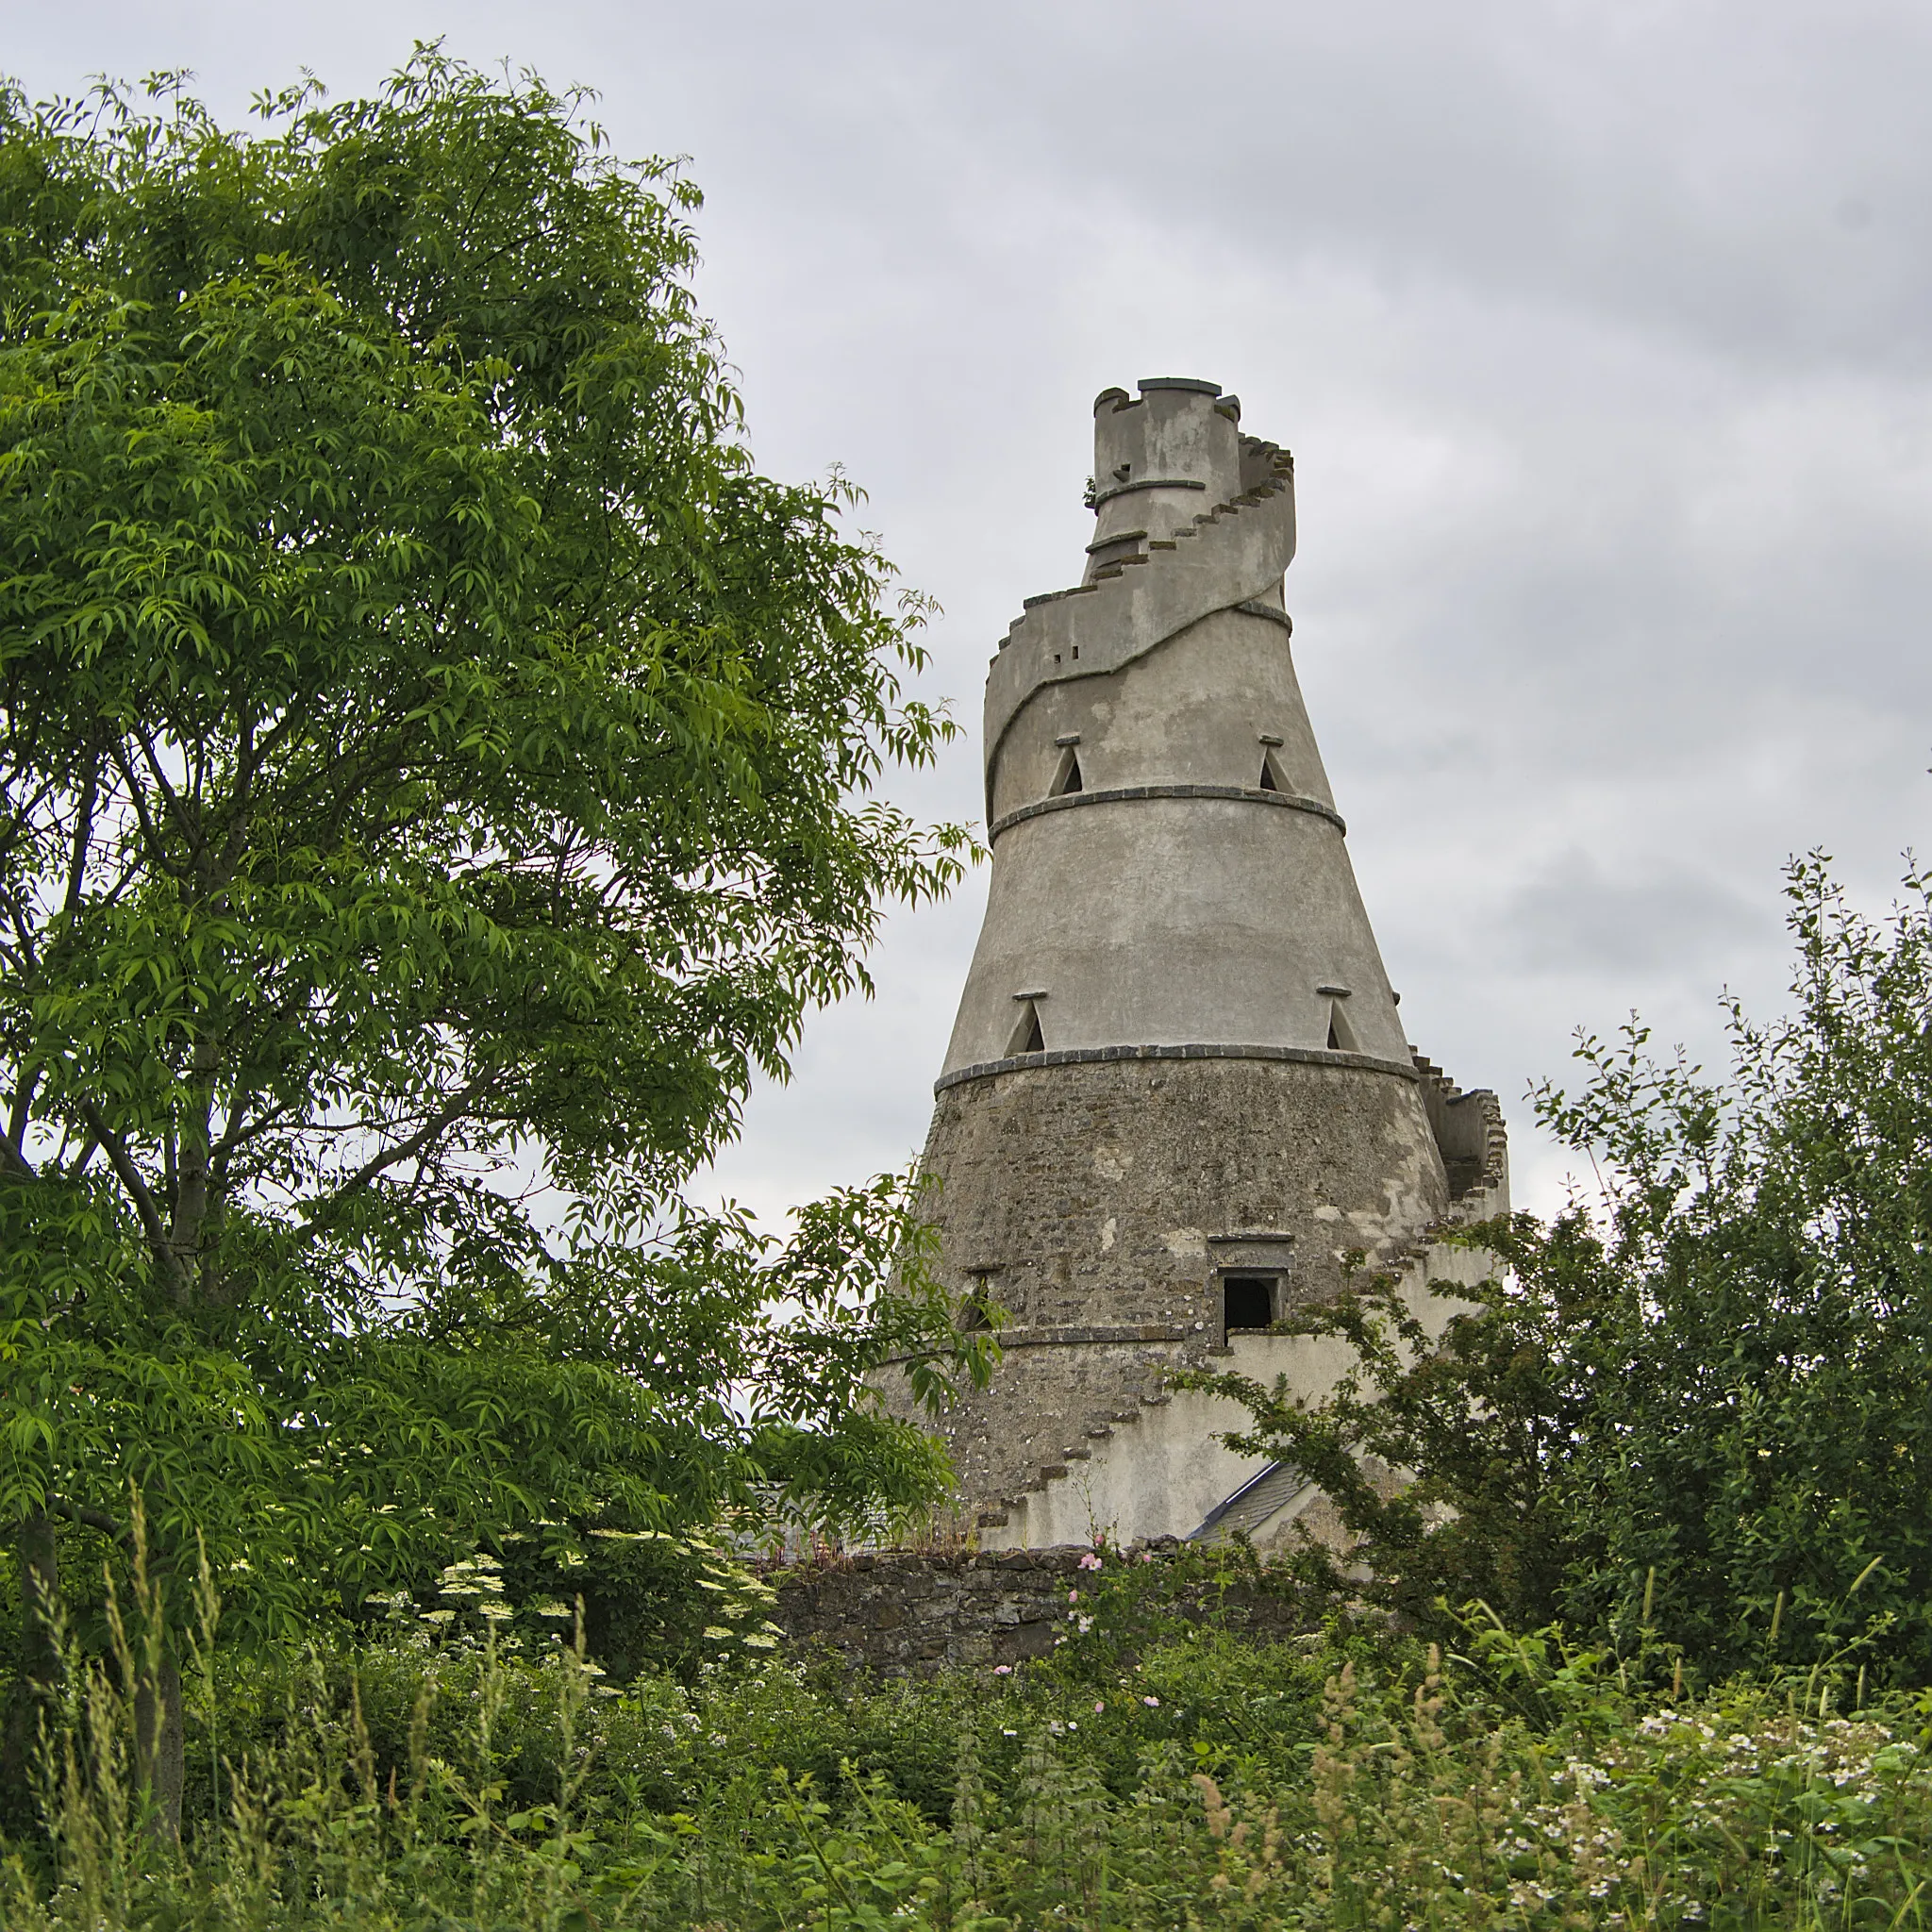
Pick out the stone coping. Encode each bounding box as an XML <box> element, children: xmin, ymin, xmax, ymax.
<box><xmin>771</xmin><ymin>1541</ymin><xmax>1179</xmax><ymax>1578</ymax></box>
<box><xmin>989</xmin><ymin>782</ymin><xmax>1345</xmax><ymax>841</ymax></box>
<box><xmin>934</xmin><ymin>1041</ymin><xmax>1424</xmax><ymax>1094</ymax></box>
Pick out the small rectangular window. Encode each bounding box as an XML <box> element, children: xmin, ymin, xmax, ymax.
<box><xmin>1222</xmin><ymin>1275</ymin><xmax>1276</xmax><ymax>1336</ymax></box>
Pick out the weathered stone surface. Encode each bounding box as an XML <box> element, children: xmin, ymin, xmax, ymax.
<box><xmin>880</xmin><ymin>1052</ymin><xmax>1449</xmax><ymax>1522</ymax></box>
<box><xmin>768</xmin><ymin>1545</ymin><xmax>1307</xmax><ymax>1677</ymax></box>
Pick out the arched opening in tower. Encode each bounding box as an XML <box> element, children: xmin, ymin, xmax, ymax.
<box><xmin>1050</xmin><ymin>747</ymin><xmax>1084</xmax><ymax>796</ymax></box>
<box><xmin>1008</xmin><ymin>1000</ymin><xmax>1045</xmax><ymax>1056</ymax></box>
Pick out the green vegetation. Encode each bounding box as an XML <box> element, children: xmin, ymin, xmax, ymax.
<box><xmin>0</xmin><ymin>52</ymin><xmax>985</xmax><ymax>1833</ymax></box>
<box><xmin>7</xmin><ymin>1555</ymin><xmax>1932</xmax><ymax>1927</ymax></box>
<box><xmin>1191</xmin><ymin>855</ymin><xmax>1932</xmax><ymax>1687</ymax></box>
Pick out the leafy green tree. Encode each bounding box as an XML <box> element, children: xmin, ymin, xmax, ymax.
<box><xmin>0</xmin><ymin>54</ymin><xmax>983</xmax><ymax>1826</ymax></box>
<box><xmin>1194</xmin><ymin>853</ymin><xmax>1932</xmax><ymax>1684</ymax></box>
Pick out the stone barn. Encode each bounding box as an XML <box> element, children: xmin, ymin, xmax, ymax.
<box><xmin>883</xmin><ymin>376</ymin><xmax>1508</xmax><ymax>1551</ymax></box>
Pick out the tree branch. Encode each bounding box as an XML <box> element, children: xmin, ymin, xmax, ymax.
<box><xmin>302</xmin><ymin>1074</ymin><xmax>497</xmax><ymax>1234</ymax></box>
<box><xmin>105</xmin><ymin>741</ymin><xmax>187</xmax><ymax>882</ymax></box>
<box><xmin>0</xmin><ymin>1119</ymin><xmax>35</xmax><ymax>1179</ymax></box>
<box><xmin>127</xmin><ymin>722</ymin><xmax>205</xmax><ymax>871</ymax></box>
<box><xmin>74</xmin><ymin>1096</ymin><xmax>188</xmax><ymax>1295</ymax></box>
<box><xmin>45</xmin><ymin>1496</ymin><xmax>131</xmax><ymax>1544</ymax></box>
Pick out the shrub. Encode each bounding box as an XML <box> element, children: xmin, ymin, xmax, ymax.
<box><xmin>1192</xmin><ymin>855</ymin><xmax>1932</xmax><ymax>1686</ymax></box>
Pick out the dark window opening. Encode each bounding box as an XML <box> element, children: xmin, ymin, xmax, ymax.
<box><xmin>1008</xmin><ymin>1000</ymin><xmax>1045</xmax><ymax>1056</ymax></box>
<box><xmin>959</xmin><ymin>1283</ymin><xmax>997</xmax><ymax>1332</ymax></box>
<box><xmin>1051</xmin><ymin>747</ymin><xmax>1084</xmax><ymax>796</ymax></box>
<box><xmin>1258</xmin><ymin>751</ymin><xmax>1283</xmax><ymax>791</ymax></box>
<box><xmin>1326</xmin><ymin>1000</ymin><xmax>1357</xmax><ymax>1053</ymax></box>
<box><xmin>1223</xmin><ymin>1275</ymin><xmax>1276</xmax><ymax>1335</ymax></box>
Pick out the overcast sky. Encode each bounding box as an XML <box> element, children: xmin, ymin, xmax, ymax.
<box><xmin>12</xmin><ymin>3</ymin><xmax>1932</xmax><ymax>1223</ymax></box>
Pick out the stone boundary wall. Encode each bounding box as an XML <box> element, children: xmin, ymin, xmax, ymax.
<box><xmin>767</xmin><ymin>1544</ymin><xmax>1307</xmax><ymax>1677</ymax></box>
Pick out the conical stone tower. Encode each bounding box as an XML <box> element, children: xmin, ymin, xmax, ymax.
<box><xmin>892</xmin><ymin>378</ymin><xmax>1507</xmax><ymax>1547</ymax></box>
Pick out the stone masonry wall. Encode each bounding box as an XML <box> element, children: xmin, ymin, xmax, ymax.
<box><xmin>877</xmin><ymin>1052</ymin><xmax>1447</xmax><ymax>1524</ymax></box>
<box><xmin>768</xmin><ymin>1544</ymin><xmax>1308</xmax><ymax>1677</ymax></box>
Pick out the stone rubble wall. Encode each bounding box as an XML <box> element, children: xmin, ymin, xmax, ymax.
<box><xmin>919</xmin><ymin>1052</ymin><xmax>1510</xmax><ymax>1550</ymax></box>
<box><xmin>767</xmin><ymin>1544</ymin><xmax>1307</xmax><ymax>1677</ymax></box>
<box><xmin>886</xmin><ymin>1051</ymin><xmax>1450</xmax><ymax>1526</ymax></box>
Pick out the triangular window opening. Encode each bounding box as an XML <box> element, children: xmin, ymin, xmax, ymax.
<box><xmin>1257</xmin><ymin>750</ymin><xmax>1284</xmax><ymax>791</ymax></box>
<box><xmin>1325</xmin><ymin>1000</ymin><xmax>1357</xmax><ymax>1054</ymax></box>
<box><xmin>1008</xmin><ymin>1000</ymin><xmax>1045</xmax><ymax>1056</ymax></box>
<box><xmin>1051</xmin><ymin>748</ymin><xmax>1084</xmax><ymax>796</ymax></box>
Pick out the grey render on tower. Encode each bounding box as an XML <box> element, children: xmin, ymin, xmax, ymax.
<box><xmin>887</xmin><ymin>378</ymin><xmax>1509</xmax><ymax>1550</ymax></box>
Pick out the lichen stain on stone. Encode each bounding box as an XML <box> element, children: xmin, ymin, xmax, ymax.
<box><xmin>1162</xmin><ymin>1226</ymin><xmax>1208</xmax><ymax>1258</ymax></box>
<box><xmin>1092</xmin><ymin>1143</ymin><xmax>1134</xmax><ymax>1180</ymax></box>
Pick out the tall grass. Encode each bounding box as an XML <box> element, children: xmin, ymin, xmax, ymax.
<box><xmin>5</xmin><ymin>1590</ymin><xmax>1931</xmax><ymax>1927</ymax></box>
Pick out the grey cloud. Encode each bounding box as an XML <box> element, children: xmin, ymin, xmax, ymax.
<box><xmin>1501</xmin><ymin>850</ymin><xmax>1774</xmax><ymax>974</ymax></box>
<box><xmin>8</xmin><ymin>1</ymin><xmax>1932</xmax><ymax>1224</ymax></box>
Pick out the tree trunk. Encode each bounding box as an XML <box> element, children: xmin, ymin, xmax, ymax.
<box><xmin>134</xmin><ymin>1644</ymin><xmax>184</xmax><ymax>1845</ymax></box>
<box><xmin>0</xmin><ymin>1512</ymin><xmax>60</xmax><ymax>1807</ymax></box>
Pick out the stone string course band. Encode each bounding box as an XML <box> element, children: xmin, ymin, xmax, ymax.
<box><xmin>933</xmin><ymin>1041</ymin><xmax>1424</xmax><ymax>1095</ymax></box>
<box><xmin>988</xmin><ymin>782</ymin><xmax>1345</xmax><ymax>841</ymax></box>
<box><xmin>1088</xmin><ymin>475</ymin><xmax>1210</xmax><ymax>508</ymax></box>
<box><xmin>874</xmin><ymin>1322</ymin><xmax>1191</xmax><ymax>1371</ymax></box>
<box><xmin>1232</xmin><ymin>599</ymin><xmax>1293</xmax><ymax>633</ymax></box>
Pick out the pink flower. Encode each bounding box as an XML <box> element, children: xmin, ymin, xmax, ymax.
<box><xmin>1142</xmin><ymin>1695</ymin><xmax>1160</xmax><ymax>1707</ymax></box>
<box><xmin>1078</xmin><ymin>1551</ymin><xmax>1104</xmax><ymax>1571</ymax></box>
<box><xmin>993</xmin><ymin>1664</ymin><xmax>1012</xmax><ymax>1675</ymax></box>
<box><xmin>1093</xmin><ymin>1701</ymin><xmax>1106</xmax><ymax>1713</ymax></box>
<box><xmin>1068</xmin><ymin>1589</ymin><xmax>1079</xmax><ymax>1603</ymax></box>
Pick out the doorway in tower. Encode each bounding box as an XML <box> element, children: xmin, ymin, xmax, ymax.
<box><xmin>1220</xmin><ymin>1274</ymin><xmax>1278</xmax><ymax>1341</ymax></box>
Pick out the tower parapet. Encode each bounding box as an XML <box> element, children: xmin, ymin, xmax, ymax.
<box><xmin>888</xmin><ymin>378</ymin><xmax>1507</xmax><ymax>1546</ymax></box>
